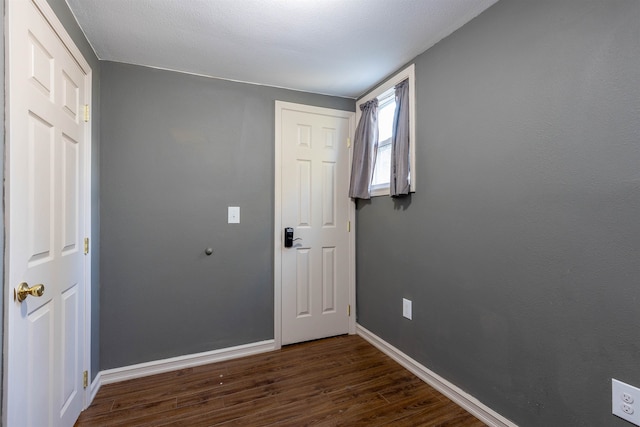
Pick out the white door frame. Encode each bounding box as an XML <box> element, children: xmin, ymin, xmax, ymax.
<box><xmin>3</xmin><ymin>0</ymin><xmax>93</xmax><ymax>417</ymax></box>
<box><xmin>274</xmin><ymin>101</ymin><xmax>356</xmax><ymax>349</ymax></box>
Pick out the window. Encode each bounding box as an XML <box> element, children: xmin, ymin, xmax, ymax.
<box><xmin>370</xmin><ymin>88</ymin><xmax>395</xmax><ymax>192</ymax></box>
<box><xmin>356</xmin><ymin>64</ymin><xmax>416</xmax><ymax>197</ymax></box>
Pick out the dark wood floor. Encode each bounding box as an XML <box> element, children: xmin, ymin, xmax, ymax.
<box><xmin>76</xmin><ymin>335</ymin><xmax>486</xmax><ymax>426</ymax></box>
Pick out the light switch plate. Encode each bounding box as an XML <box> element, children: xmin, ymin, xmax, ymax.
<box><xmin>403</xmin><ymin>298</ymin><xmax>412</xmax><ymax>320</ymax></box>
<box><xmin>228</xmin><ymin>206</ymin><xmax>240</xmax><ymax>223</ymax></box>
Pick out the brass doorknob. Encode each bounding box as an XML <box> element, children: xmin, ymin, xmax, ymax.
<box><xmin>14</xmin><ymin>282</ymin><xmax>45</xmax><ymax>302</ymax></box>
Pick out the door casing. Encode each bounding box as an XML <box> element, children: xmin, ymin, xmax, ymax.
<box><xmin>274</xmin><ymin>101</ymin><xmax>356</xmax><ymax>349</ymax></box>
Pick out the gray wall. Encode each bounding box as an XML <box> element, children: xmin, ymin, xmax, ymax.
<box><xmin>99</xmin><ymin>62</ymin><xmax>354</xmax><ymax>369</ymax></box>
<box><xmin>356</xmin><ymin>0</ymin><xmax>640</xmax><ymax>426</ymax></box>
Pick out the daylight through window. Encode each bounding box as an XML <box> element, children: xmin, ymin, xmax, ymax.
<box><xmin>371</xmin><ymin>89</ymin><xmax>396</xmax><ymax>191</ymax></box>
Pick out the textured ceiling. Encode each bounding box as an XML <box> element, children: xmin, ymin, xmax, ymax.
<box><xmin>66</xmin><ymin>0</ymin><xmax>499</xmax><ymax>98</ymax></box>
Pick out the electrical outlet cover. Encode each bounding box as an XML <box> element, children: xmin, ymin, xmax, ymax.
<box><xmin>613</xmin><ymin>379</ymin><xmax>640</xmax><ymax>426</ymax></box>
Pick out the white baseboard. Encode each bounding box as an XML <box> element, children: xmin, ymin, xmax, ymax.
<box><xmin>86</xmin><ymin>339</ymin><xmax>275</xmax><ymax>404</ymax></box>
<box><xmin>89</xmin><ymin>371</ymin><xmax>102</xmax><ymax>403</ymax></box>
<box><xmin>356</xmin><ymin>325</ymin><xmax>517</xmax><ymax>427</ymax></box>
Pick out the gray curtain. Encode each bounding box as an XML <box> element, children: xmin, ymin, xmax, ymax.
<box><xmin>390</xmin><ymin>79</ymin><xmax>410</xmax><ymax>197</ymax></box>
<box><xmin>349</xmin><ymin>98</ymin><xmax>378</xmax><ymax>199</ymax></box>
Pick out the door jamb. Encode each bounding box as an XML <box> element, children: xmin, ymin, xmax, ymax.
<box><xmin>3</xmin><ymin>0</ymin><xmax>93</xmax><ymax>419</ymax></box>
<box><xmin>273</xmin><ymin>101</ymin><xmax>356</xmax><ymax>350</ymax></box>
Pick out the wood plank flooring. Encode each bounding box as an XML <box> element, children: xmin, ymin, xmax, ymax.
<box><xmin>75</xmin><ymin>335</ymin><xmax>486</xmax><ymax>426</ymax></box>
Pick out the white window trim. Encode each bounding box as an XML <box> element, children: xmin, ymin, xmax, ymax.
<box><xmin>356</xmin><ymin>64</ymin><xmax>416</xmax><ymax>197</ymax></box>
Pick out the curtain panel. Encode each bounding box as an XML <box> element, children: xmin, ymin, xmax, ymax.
<box><xmin>349</xmin><ymin>98</ymin><xmax>379</xmax><ymax>199</ymax></box>
<box><xmin>390</xmin><ymin>79</ymin><xmax>410</xmax><ymax>197</ymax></box>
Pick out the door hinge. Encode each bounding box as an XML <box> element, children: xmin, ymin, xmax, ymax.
<box><xmin>347</xmin><ymin>221</ymin><xmax>351</xmax><ymax>232</ymax></box>
<box><xmin>348</xmin><ymin>304</ymin><xmax>351</xmax><ymax>317</ymax></box>
<box><xmin>84</xmin><ymin>237</ymin><xmax>89</xmax><ymax>255</ymax></box>
<box><xmin>84</xmin><ymin>104</ymin><xmax>90</xmax><ymax>122</ymax></box>
<box><xmin>347</xmin><ymin>137</ymin><xmax>351</xmax><ymax>148</ymax></box>
<box><xmin>83</xmin><ymin>371</ymin><xmax>88</xmax><ymax>389</ymax></box>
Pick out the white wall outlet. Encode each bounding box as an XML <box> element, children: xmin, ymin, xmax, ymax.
<box><xmin>228</xmin><ymin>206</ymin><xmax>240</xmax><ymax>223</ymax></box>
<box><xmin>402</xmin><ymin>298</ymin><xmax>412</xmax><ymax>320</ymax></box>
<box><xmin>613</xmin><ymin>379</ymin><xmax>640</xmax><ymax>426</ymax></box>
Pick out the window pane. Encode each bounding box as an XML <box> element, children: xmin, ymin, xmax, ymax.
<box><xmin>373</xmin><ymin>93</ymin><xmax>395</xmax><ymax>187</ymax></box>
<box><xmin>372</xmin><ymin>141</ymin><xmax>391</xmax><ymax>186</ymax></box>
<box><xmin>377</xmin><ymin>100</ymin><xmax>396</xmax><ymax>142</ymax></box>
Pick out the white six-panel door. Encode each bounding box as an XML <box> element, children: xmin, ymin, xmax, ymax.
<box><xmin>275</xmin><ymin>102</ymin><xmax>355</xmax><ymax>345</ymax></box>
<box><xmin>6</xmin><ymin>0</ymin><xmax>91</xmax><ymax>425</ymax></box>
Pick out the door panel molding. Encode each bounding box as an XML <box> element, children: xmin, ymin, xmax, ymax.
<box><xmin>274</xmin><ymin>101</ymin><xmax>355</xmax><ymax>349</ymax></box>
<box><xmin>5</xmin><ymin>0</ymin><xmax>92</xmax><ymax>424</ymax></box>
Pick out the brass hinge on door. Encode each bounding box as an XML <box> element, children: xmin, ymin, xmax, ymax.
<box><xmin>347</xmin><ymin>221</ymin><xmax>351</xmax><ymax>232</ymax></box>
<box><xmin>83</xmin><ymin>371</ymin><xmax>88</xmax><ymax>389</ymax></box>
<box><xmin>84</xmin><ymin>104</ymin><xmax>90</xmax><ymax>122</ymax></box>
<box><xmin>348</xmin><ymin>305</ymin><xmax>351</xmax><ymax>317</ymax></box>
<box><xmin>84</xmin><ymin>237</ymin><xmax>89</xmax><ymax>255</ymax></box>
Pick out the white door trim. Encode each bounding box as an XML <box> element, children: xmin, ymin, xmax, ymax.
<box><xmin>274</xmin><ymin>101</ymin><xmax>356</xmax><ymax>349</ymax></box>
<box><xmin>3</xmin><ymin>0</ymin><xmax>93</xmax><ymax>416</ymax></box>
